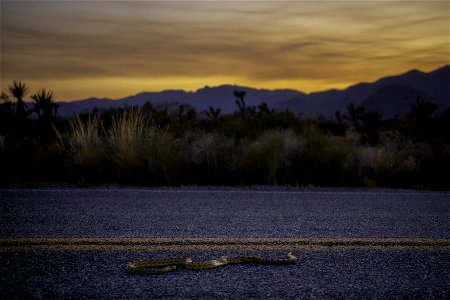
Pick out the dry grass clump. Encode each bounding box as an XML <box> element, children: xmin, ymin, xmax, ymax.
<box><xmin>107</xmin><ymin>109</ymin><xmax>149</xmax><ymax>173</ymax></box>
<box><xmin>358</xmin><ymin>131</ymin><xmax>433</xmax><ymax>187</ymax></box>
<box><xmin>147</xmin><ymin>129</ymin><xmax>187</xmax><ymax>184</ymax></box>
<box><xmin>189</xmin><ymin>132</ymin><xmax>234</xmax><ymax>178</ymax></box>
<box><xmin>53</xmin><ymin>106</ymin><xmax>447</xmax><ymax>188</ymax></box>
<box><xmin>297</xmin><ymin>126</ymin><xmax>359</xmax><ymax>186</ymax></box>
<box><xmin>61</xmin><ymin>110</ymin><xmax>188</xmax><ymax>184</ymax></box>
<box><xmin>65</xmin><ymin>115</ymin><xmax>106</xmax><ymax>171</ymax></box>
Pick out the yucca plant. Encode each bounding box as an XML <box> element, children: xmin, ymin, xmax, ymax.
<box><xmin>8</xmin><ymin>80</ymin><xmax>29</xmax><ymax>121</ymax></box>
<box><xmin>31</xmin><ymin>88</ymin><xmax>58</xmax><ymax>122</ymax></box>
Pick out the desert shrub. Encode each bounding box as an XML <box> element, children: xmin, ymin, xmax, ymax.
<box><xmin>216</xmin><ymin>116</ymin><xmax>250</xmax><ymax>139</ymax></box>
<box><xmin>358</xmin><ymin>144</ymin><xmax>418</xmax><ymax>188</ymax></box>
<box><xmin>107</xmin><ymin>109</ymin><xmax>149</xmax><ymax>180</ymax></box>
<box><xmin>357</xmin><ymin>146</ymin><xmax>382</xmax><ymax>187</ymax></box>
<box><xmin>290</xmin><ymin>126</ymin><xmax>358</xmax><ymax>186</ymax></box>
<box><xmin>61</xmin><ymin>115</ymin><xmax>111</xmax><ymax>182</ymax></box>
<box><xmin>357</xmin><ymin>131</ymin><xmax>434</xmax><ymax>187</ymax></box>
<box><xmin>318</xmin><ymin>119</ymin><xmax>347</xmax><ymax>136</ymax></box>
<box><xmin>435</xmin><ymin>108</ymin><xmax>450</xmax><ymax>143</ymax></box>
<box><xmin>140</xmin><ymin>102</ymin><xmax>199</xmax><ymax>135</ymax></box>
<box><xmin>252</xmin><ymin>110</ymin><xmax>303</xmax><ymax>136</ymax></box>
<box><xmin>3</xmin><ymin>87</ymin><xmax>448</xmax><ymax>189</ymax></box>
<box><xmin>419</xmin><ymin>144</ymin><xmax>450</xmax><ymax>190</ymax></box>
<box><xmin>215</xmin><ymin>110</ymin><xmax>302</xmax><ymax>140</ymax></box>
<box><xmin>60</xmin><ymin>110</ymin><xmax>190</xmax><ymax>184</ymax></box>
<box><xmin>234</xmin><ymin>129</ymin><xmax>301</xmax><ymax>185</ymax></box>
<box><xmin>65</xmin><ymin>115</ymin><xmax>105</xmax><ymax>164</ymax></box>
<box><xmin>146</xmin><ymin>129</ymin><xmax>188</xmax><ymax>184</ymax></box>
<box><xmin>188</xmin><ymin>131</ymin><xmax>235</xmax><ymax>183</ymax></box>
<box><xmin>33</xmin><ymin>142</ymin><xmax>67</xmax><ymax>182</ymax></box>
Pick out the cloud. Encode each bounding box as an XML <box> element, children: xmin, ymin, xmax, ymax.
<box><xmin>1</xmin><ymin>0</ymin><xmax>448</xmax><ymax>98</ymax></box>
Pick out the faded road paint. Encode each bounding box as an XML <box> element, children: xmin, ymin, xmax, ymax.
<box><xmin>1</xmin><ymin>237</ymin><xmax>449</xmax><ymax>252</ymax></box>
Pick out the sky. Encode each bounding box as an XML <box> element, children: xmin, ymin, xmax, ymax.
<box><xmin>1</xmin><ymin>0</ymin><xmax>449</xmax><ymax>101</ymax></box>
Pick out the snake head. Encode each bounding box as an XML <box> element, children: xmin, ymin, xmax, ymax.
<box><xmin>218</xmin><ymin>256</ymin><xmax>229</xmax><ymax>264</ymax></box>
<box><xmin>287</xmin><ymin>252</ymin><xmax>297</xmax><ymax>261</ymax></box>
<box><xmin>127</xmin><ymin>262</ymin><xmax>136</xmax><ymax>269</ymax></box>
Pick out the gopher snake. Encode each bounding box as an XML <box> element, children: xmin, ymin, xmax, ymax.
<box><xmin>126</xmin><ymin>252</ymin><xmax>297</xmax><ymax>275</ymax></box>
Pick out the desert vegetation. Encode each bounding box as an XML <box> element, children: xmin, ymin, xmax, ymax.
<box><xmin>1</xmin><ymin>81</ymin><xmax>449</xmax><ymax>189</ymax></box>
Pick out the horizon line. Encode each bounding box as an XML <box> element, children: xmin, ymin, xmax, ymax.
<box><xmin>56</xmin><ymin>64</ymin><xmax>449</xmax><ymax>102</ymax></box>
<box><xmin>4</xmin><ymin>64</ymin><xmax>448</xmax><ymax>103</ymax></box>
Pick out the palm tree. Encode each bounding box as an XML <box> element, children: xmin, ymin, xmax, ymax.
<box><xmin>31</xmin><ymin>88</ymin><xmax>58</xmax><ymax>123</ymax></box>
<box><xmin>8</xmin><ymin>80</ymin><xmax>29</xmax><ymax>121</ymax></box>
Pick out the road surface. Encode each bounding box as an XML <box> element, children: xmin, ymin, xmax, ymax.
<box><xmin>1</xmin><ymin>188</ymin><xmax>449</xmax><ymax>299</ymax></box>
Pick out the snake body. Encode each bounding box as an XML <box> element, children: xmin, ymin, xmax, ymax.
<box><xmin>126</xmin><ymin>252</ymin><xmax>297</xmax><ymax>275</ymax></box>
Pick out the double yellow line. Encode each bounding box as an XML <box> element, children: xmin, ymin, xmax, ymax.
<box><xmin>1</xmin><ymin>237</ymin><xmax>449</xmax><ymax>252</ymax></box>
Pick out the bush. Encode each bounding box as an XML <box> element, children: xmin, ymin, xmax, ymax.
<box><xmin>234</xmin><ymin>129</ymin><xmax>301</xmax><ymax>185</ymax></box>
<box><xmin>107</xmin><ymin>109</ymin><xmax>149</xmax><ymax>180</ymax></box>
<box><xmin>2</xmin><ymin>92</ymin><xmax>449</xmax><ymax>189</ymax></box>
<box><xmin>188</xmin><ymin>131</ymin><xmax>234</xmax><ymax>183</ymax></box>
<box><xmin>147</xmin><ymin>129</ymin><xmax>188</xmax><ymax>184</ymax></box>
<box><xmin>61</xmin><ymin>115</ymin><xmax>110</xmax><ymax>183</ymax></box>
<box><xmin>357</xmin><ymin>131</ymin><xmax>434</xmax><ymax>188</ymax></box>
<box><xmin>290</xmin><ymin>126</ymin><xmax>359</xmax><ymax>186</ymax></box>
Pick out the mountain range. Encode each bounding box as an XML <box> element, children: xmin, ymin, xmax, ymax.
<box><xmin>58</xmin><ymin>65</ymin><xmax>449</xmax><ymax>119</ymax></box>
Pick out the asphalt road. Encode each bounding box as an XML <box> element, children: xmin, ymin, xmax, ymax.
<box><xmin>1</xmin><ymin>188</ymin><xmax>449</xmax><ymax>299</ymax></box>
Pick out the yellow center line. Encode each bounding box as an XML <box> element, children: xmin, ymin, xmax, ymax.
<box><xmin>1</xmin><ymin>237</ymin><xmax>449</xmax><ymax>244</ymax></box>
<box><xmin>0</xmin><ymin>237</ymin><xmax>449</xmax><ymax>252</ymax></box>
<box><xmin>1</xmin><ymin>244</ymin><xmax>449</xmax><ymax>252</ymax></box>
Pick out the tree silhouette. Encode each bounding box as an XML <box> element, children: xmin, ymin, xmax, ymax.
<box><xmin>8</xmin><ymin>81</ymin><xmax>30</xmax><ymax>121</ymax></box>
<box><xmin>334</xmin><ymin>111</ymin><xmax>342</xmax><ymax>123</ymax></box>
<box><xmin>405</xmin><ymin>96</ymin><xmax>439</xmax><ymax>141</ymax></box>
<box><xmin>0</xmin><ymin>92</ymin><xmax>13</xmax><ymax>114</ymax></box>
<box><xmin>343</xmin><ymin>102</ymin><xmax>365</xmax><ymax>130</ymax></box>
<box><xmin>0</xmin><ymin>92</ymin><xmax>10</xmax><ymax>103</ymax></box>
<box><xmin>31</xmin><ymin>88</ymin><xmax>58</xmax><ymax>123</ymax></box>
<box><xmin>0</xmin><ymin>92</ymin><xmax>15</xmax><ymax>135</ymax></box>
<box><xmin>205</xmin><ymin>106</ymin><xmax>221</xmax><ymax>123</ymax></box>
<box><xmin>258</xmin><ymin>102</ymin><xmax>273</xmax><ymax>116</ymax></box>
<box><xmin>31</xmin><ymin>88</ymin><xmax>58</xmax><ymax>141</ymax></box>
<box><xmin>234</xmin><ymin>90</ymin><xmax>246</xmax><ymax>117</ymax></box>
<box><xmin>360</xmin><ymin>110</ymin><xmax>382</xmax><ymax>145</ymax></box>
<box><xmin>408</xmin><ymin>96</ymin><xmax>438</xmax><ymax>123</ymax></box>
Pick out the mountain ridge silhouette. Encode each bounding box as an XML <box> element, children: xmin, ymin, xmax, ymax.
<box><xmin>57</xmin><ymin>65</ymin><xmax>449</xmax><ymax>118</ymax></box>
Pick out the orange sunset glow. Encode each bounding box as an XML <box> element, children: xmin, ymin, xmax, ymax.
<box><xmin>1</xmin><ymin>0</ymin><xmax>448</xmax><ymax>101</ymax></box>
